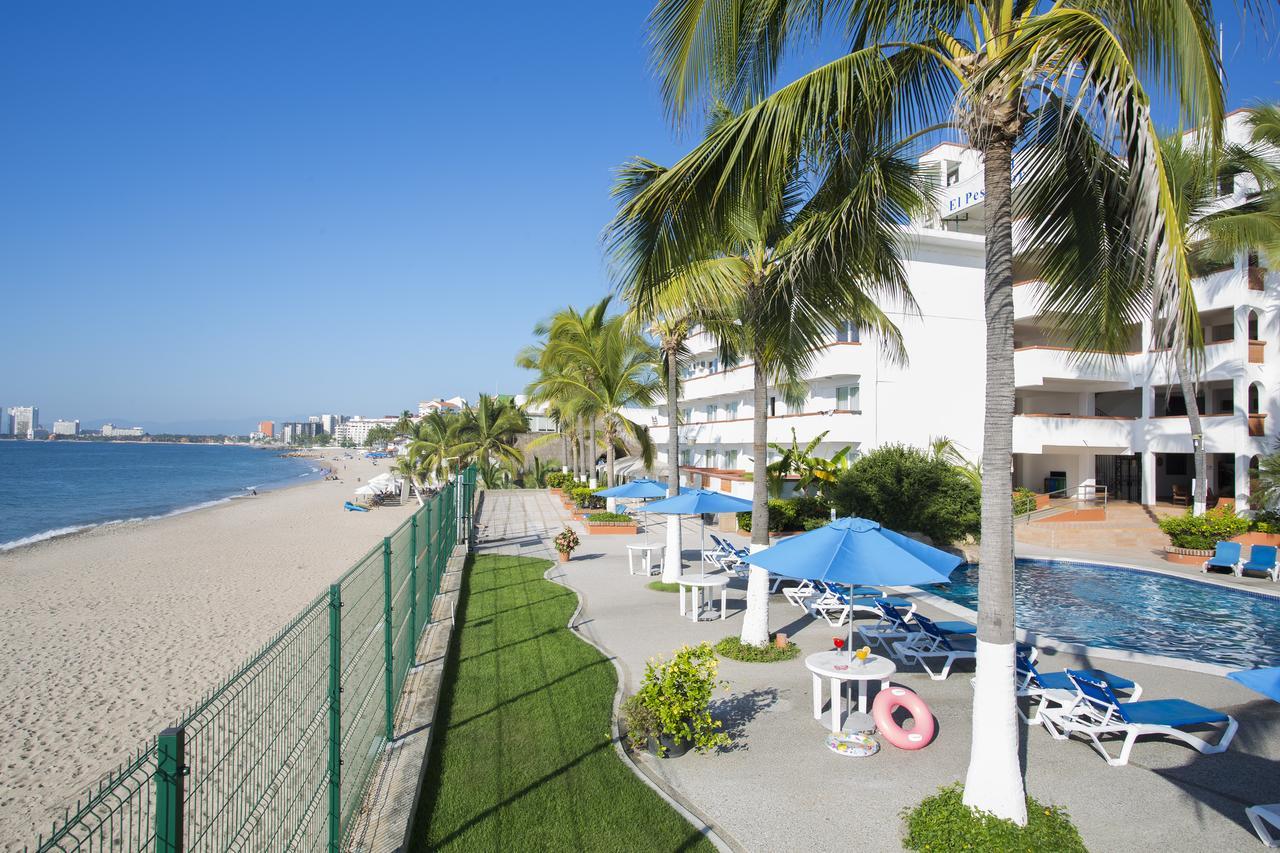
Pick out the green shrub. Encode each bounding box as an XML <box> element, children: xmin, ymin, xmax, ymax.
<box><xmin>1157</xmin><ymin>505</ymin><xmax>1250</xmax><ymax>550</ymax></box>
<box><xmin>626</xmin><ymin>643</ymin><xmax>730</xmax><ymax>755</ymax></box>
<box><xmin>829</xmin><ymin>444</ymin><xmax>980</xmax><ymax>545</ymax></box>
<box><xmin>545</xmin><ymin>471</ymin><xmax>572</xmax><ymax>490</ymax></box>
<box><xmin>1012</xmin><ymin>487</ymin><xmax>1038</xmax><ymax>515</ymax></box>
<box><xmin>1251</xmin><ymin>510</ymin><xmax>1280</xmax><ymax>534</ymax></box>
<box><xmin>901</xmin><ymin>783</ymin><xmax>1087</xmax><ymax>853</ymax></box>
<box><xmin>735</xmin><ymin>496</ymin><xmax>829</xmax><ymax>533</ymax></box>
<box><xmin>587</xmin><ymin>511</ymin><xmax>633</xmax><ymax>523</ymax></box>
<box><xmin>714</xmin><ymin>635</ymin><xmax>800</xmax><ymax>662</ymax></box>
<box><xmin>570</xmin><ymin>486</ymin><xmax>604</xmax><ymax>510</ymax></box>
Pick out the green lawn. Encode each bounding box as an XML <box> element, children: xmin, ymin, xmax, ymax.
<box><xmin>415</xmin><ymin>553</ymin><xmax>715</xmax><ymax>852</ymax></box>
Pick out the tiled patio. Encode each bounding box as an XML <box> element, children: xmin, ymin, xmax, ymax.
<box><xmin>476</xmin><ymin>490</ymin><xmax>1280</xmax><ymax>852</ymax></box>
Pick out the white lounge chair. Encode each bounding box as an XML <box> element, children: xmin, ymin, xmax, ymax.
<box><xmin>890</xmin><ymin>615</ymin><xmax>977</xmax><ymax>679</ymax></box>
<box><xmin>1247</xmin><ymin>804</ymin><xmax>1280</xmax><ymax>847</ymax></box>
<box><xmin>1040</xmin><ymin>671</ymin><xmax>1237</xmax><ymax>767</ymax></box>
<box><xmin>858</xmin><ymin>598</ymin><xmax>962</xmax><ymax>651</ymax></box>
<box><xmin>1015</xmin><ymin>652</ymin><xmax>1142</xmax><ymax>725</ymax></box>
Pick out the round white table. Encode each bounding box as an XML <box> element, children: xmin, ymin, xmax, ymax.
<box><xmin>626</xmin><ymin>542</ymin><xmax>664</xmax><ymax>576</ymax></box>
<box><xmin>804</xmin><ymin>651</ymin><xmax>896</xmax><ymax>733</ymax></box>
<box><xmin>676</xmin><ymin>573</ymin><xmax>730</xmax><ymax>622</ymax></box>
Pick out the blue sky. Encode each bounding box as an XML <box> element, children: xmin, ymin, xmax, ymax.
<box><xmin>1</xmin><ymin>2</ymin><xmax>1276</xmax><ymax>433</ymax></box>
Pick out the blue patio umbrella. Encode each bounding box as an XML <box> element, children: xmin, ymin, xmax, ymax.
<box><xmin>1228</xmin><ymin>666</ymin><xmax>1280</xmax><ymax>703</ymax></box>
<box><xmin>643</xmin><ymin>488</ymin><xmax>754</xmax><ymax>574</ymax></box>
<box><xmin>593</xmin><ymin>479</ymin><xmax>672</xmax><ymax>499</ymax></box>
<box><xmin>745</xmin><ymin>516</ymin><xmax>962</xmax><ymax>646</ymax></box>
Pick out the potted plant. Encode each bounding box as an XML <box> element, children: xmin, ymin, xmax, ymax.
<box><xmin>621</xmin><ymin>643</ymin><xmax>730</xmax><ymax>757</ymax></box>
<box><xmin>553</xmin><ymin>527</ymin><xmax>580</xmax><ymax>563</ymax></box>
<box><xmin>584</xmin><ymin>511</ymin><xmax>638</xmax><ymax>535</ymax></box>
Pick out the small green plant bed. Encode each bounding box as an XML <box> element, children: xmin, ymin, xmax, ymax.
<box><xmin>1158</xmin><ymin>505</ymin><xmax>1249</xmax><ymax>549</ymax></box>
<box><xmin>646</xmin><ymin>580</ymin><xmax>682</xmax><ymax>592</ymax></box>
<box><xmin>587</xmin><ymin>511</ymin><xmax>633</xmax><ymax>523</ymax></box>
<box><xmin>901</xmin><ymin>784</ymin><xmax>1087</xmax><ymax>853</ymax></box>
<box><xmin>714</xmin><ymin>635</ymin><xmax>800</xmax><ymax>662</ymax></box>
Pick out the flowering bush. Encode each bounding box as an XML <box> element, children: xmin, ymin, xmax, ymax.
<box><xmin>545</xmin><ymin>471</ymin><xmax>572</xmax><ymax>490</ymax></box>
<box><xmin>1157</xmin><ymin>505</ymin><xmax>1249</xmax><ymax>550</ymax></box>
<box><xmin>553</xmin><ymin>527</ymin><xmax>580</xmax><ymax>555</ymax></box>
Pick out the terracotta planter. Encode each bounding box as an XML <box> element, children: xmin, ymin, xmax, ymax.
<box><xmin>1164</xmin><ymin>545</ymin><xmax>1213</xmax><ymax>565</ymax></box>
<box><xmin>1233</xmin><ymin>532</ymin><xmax>1280</xmax><ymax>547</ymax></box>
<box><xmin>557</xmin><ymin>551</ymin><xmax>571</xmax><ymax>563</ymax></box>
<box><xmin>550</xmin><ymin>488</ymin><xmax>562</xmax><ymax>497</ymax></box>
<box><xmin>585</xmin><ymin>522</ymin><xmax>638</xmax><ymax>535</ymax></box>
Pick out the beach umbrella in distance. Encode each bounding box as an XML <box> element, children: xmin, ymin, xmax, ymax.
<box><xmin>594</xmin><ymin>480</ymin><xmax>692</xmax><ymax>537</ymax></box>
<box><xmin>642</xmin><ymin>488</ymin><xmax>753</xmax><ymax>574</ymax></box>
<box><xmin>745</xmin><ymin>517</ymin><xmax>962</xmax><ymax>647</ymax></box>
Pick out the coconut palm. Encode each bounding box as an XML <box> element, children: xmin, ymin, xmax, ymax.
<box><xmin>766</xmin><ymin>428</ymin><xmax>851</xmax><ymax>499</ymax></box>
<box><xmin>645</xmin><ymin>0</ymin><xmax>1225</xmax><ymax>821</ymax></box>
<box><xmin>1156</xmin><ymin>107</ymin><xmax>1280</xmax><ymax>513</ymax></box>
<box><xmin>451</xmin><ymin>394</ymin><xmax>528</xmax><ymax>474</ymax></box>
<box><xmin>608</xmin><ymin>126</ymin><xmax>920</xmax><ymax>649</ymax></box>
<box><xmin>540</xmin><ymin>312</ymin><xmax>661</xmax><ymax>487</ymax></box>
<box><xmin>408</xmin><ymin>410</ymin><xmax>459</xmax><ymax>486</ymax></box>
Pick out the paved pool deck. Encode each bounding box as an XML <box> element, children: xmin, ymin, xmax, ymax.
<box><xmin>476</xmin><ymin>490</ymin><xmax>1280</xmax><ymax>852</ymax></box>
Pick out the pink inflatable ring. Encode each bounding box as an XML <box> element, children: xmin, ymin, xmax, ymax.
<box><xmin>872</xmin><ymin>687</ymin><xmax>935</xmax><ymax>750</ymax></box>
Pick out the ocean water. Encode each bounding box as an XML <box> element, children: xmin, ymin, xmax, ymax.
<box><xmin>0</xmin><ymin>441</ymin><xmax>323</xmax><ymax>550</ymax></box>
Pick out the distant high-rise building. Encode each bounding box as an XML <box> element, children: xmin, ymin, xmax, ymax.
<box><xmin>258</xmin><ymin>420</ymin><xmax>275</xmax><ymax>438</ymax></box>
<box><xmin>52</xmin><ymin>419</ymin><xmax>80</xmax><ymax>436</ymax></box>
<box><xmin>319</xmin><ymin>413</ymin><xmax>347</xmax><ymax>434</ymax></box>
<box><xmin>280</xmin><ymin>421</ymin><xmax>322</xmax><ymax>445</ymax></box>
<box><xmin>8</xmin><ymin>406</ymin><xmax>38</xmax><ymax>439</ymax></box>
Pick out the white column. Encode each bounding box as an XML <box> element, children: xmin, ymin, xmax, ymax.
<box><xmin>1236</xmin><ymin>452</ymin><xmax>1253</xmax><ymax>511</ymax></box>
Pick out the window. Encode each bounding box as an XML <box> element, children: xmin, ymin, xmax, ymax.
<box><xmin>945</xmin><ymin>161</ymin><xmax>961</xmax><ymax>187</ymax></box>
<box><xmin>725</xmin><ymin>401</ymin><xmax>740</xmax><ymax>419</ymax></box>
<box><xmin>1217</xmin><ymin>171</ymin><xmax>1236</xmax><ymax>196</ymax></box>
<box><xmin>679</xmin><ymin>449</ymin><xmax>692</xmax><ymax>466</ymax></box>
<box><xmin>679</xmin><ymin>407</ymin><xmax>691</xmax><ymax>424</ymax></box>
<box><xmin>705</xmin><ymin>404</ymin><xmax>719</xmax><ymax>421</ymax></box>
<box><xmin>836</xmin><ymin>320</ymin><xmax>860</xmax><ymax>343</ymax></box>
<box><xmin>836</xmin><ymin>383</ymin><xmax>860</xmax><ymax>411</ymax></box>
<box><xmin>768</xmin><ymin>396</ymin><xmax>777</xmax><ymax>417</ymax></box>
<box><xmin>724</xmin><ymin>449</ymin><xmax>739</xmax><ymax>469</ymax></box>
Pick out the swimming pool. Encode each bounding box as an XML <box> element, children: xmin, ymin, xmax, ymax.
<box><xmin>925</xmin><ymin>559</ymin><xmax>1280</xmax><ymax>669</ymax></box>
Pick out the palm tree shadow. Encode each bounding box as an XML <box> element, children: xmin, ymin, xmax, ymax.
<box><xmin>710</xmin><ymin>687</ymin><xmax>781</xmax><ymax>752</ymax></box>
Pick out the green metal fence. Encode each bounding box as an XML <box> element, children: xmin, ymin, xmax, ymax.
<box><xmin>31</xmin><ymin>465</ymin><xmax>477</xmax><ymax>852</ymax></box>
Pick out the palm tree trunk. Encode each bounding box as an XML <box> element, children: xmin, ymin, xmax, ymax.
<box><xmin>606</xmin><ymin>421</ymin><xmax>616</xmax><ymax>487</ymax></box>
<box><xmin>1177</xmin><ymin>356</ymin><xmax>1208</xmax><ymax>514</ymax></box>
<box><xmin>577</xmin><ymin>415</ymin><xmax>587</xmax><ymax>481</ymax></box>
<box><xmin>963</xmin><ymin>132</ymin><xmax>1028</xmax><ymax>825</ymax></box>
<box><xmin>741</xmin><ymin>352</ymin><xmax>771</xmax><ymax>647</ymax></box>
<box><xmin>663</xmin><ymin>346</ymin><xmax>684</xmax><ymax>583</ymax></box>
<box><xmin>589</xmin><ymin>418</ymin><xmax>598</xmax><ymax>486</ymax></box>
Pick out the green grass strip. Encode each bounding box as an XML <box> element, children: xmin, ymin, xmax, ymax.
<box><xmin>646</xmin><ymin>580</ymin><xmax>682</xmax><ymax>592</ymax></box>
<box><xmin>415</xmin><ymin>554</ymin><xmax>715</xmax><ymax>852</ymax></box>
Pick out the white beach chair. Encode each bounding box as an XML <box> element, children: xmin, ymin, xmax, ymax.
<box><xmin>1039</xmin><ymin>671</ymin><xmax>1238</xmax><ymax>767</ymax></box>
<box><xmin>890</xmin><ymin>615</ymin><xmax>977</xmax><ymax>680</ymax></box>
<box><xmin>1247</xmin><ymin>804</ymin><xmax>1280</xmax><ymax>847</ymax></box>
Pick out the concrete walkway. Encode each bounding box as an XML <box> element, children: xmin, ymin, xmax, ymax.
<box><xmin>477</xmin><ymin>490</ymin><xmax>1279</xmax><ymax>852</ymax></box>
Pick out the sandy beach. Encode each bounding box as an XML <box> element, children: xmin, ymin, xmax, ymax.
<box><xmin>0</xmin><ymin>451</ymin><xmax>415</xmax><ymax>845</ymax></box>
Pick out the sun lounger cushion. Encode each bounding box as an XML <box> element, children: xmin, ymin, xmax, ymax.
<box><xmin>1034</xmin><ymin>669</ymin><xmax>1134</xmax><ymax>693</ymax></box>
<box><xmin>1118</xmin><ymin>699</ymin><xmax>1230</xmax><ymax>728</ymax></box>
<box><xmin>1206</xmin><ymin>542</ymin><xmax>1242</xmax><ymax>567</ymax></box>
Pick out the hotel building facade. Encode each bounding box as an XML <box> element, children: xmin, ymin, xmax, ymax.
<box><xmin>652</xmin><ymin>112</ymin><xmax>1276</xmax><ymax>509</ymax></box>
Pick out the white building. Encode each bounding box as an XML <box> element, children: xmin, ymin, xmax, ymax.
<box><xmin>52</xmin><ymin>419</ymin><xmax>80</xmax><ymax>436</ymax></box>
<box><xmin>9</xmin><ymin>406</ymin><xmax>39</xmax><ymax>439</ymax></box>
<box><xmin>319</xmin><ymin>413</ymin><xmax>347</xmax><ymax>434</ymax></box>
<box><xmin>334</xmin><ymin>416</ymin><xmax>399</xmax><ymax>446</ymax></box>
<box><xmin>417</xmin><ymin>397</ymin><xmax>466</xmax><ymax>416</ymax></box>
<box><xmin>100</xmin><ymin>423</ymin><xmax>145</xmax><ymax>437</ymax></box>
<box><xmin>653</xmin><ymin>110</ymin><xmax>1276</xmax><ymax>509</ymax></box>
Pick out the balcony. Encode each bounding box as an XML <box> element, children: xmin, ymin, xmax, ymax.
<box><xmin>655</xmin><ymin>409</ymin><xmax>864</xmax><ymax>448</ymax></box>
<box><xmin>1143</xmin><ymin>412</ymin><xmax>1240</xmax><ymax>453</ymax></box>
<box><xmin>1013</xmin><ymin>414</ymin><xmax>1136</xmax><ymax>454</ymax></box>
<box><xmin>677</xmin><ymin>341</ymin><xmax>864</xmax><ymax>402</ymax></box>
<box><xmin>1014</xmin><ymin>346</ymin><xmax>1138</xmax><ymax>391</ymax></box>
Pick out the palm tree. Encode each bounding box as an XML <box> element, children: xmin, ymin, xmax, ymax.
<box><xmin>408</xmin><ymin>410</ymin><xmax>459</xmax><ymax>486</ymax></box>
<box><xmin>393</xmin><ymin>409</ymin><xmax>415</xmax><ymax>436</ymax></box>
<box><xmin>644</xmin><ymin>0</ymin><xmax>1224</xmax><ymax>822</ymax></box>
<box><xmin>452</xmin><ymin>394</ymin><xmax>528</xmax><ymax>474</ymax></box>
<box><xmin>608</xmin><ymin>127</ymin><xmax>920</xmax><ymax>650</ymax></box>
<box><xmin>766</xmin><ymin>428</ymin><xmax>851</xmax><ymax>499</ymax></box>
<box><xmin>1157</xmin><ymin>107</ymin><xmax>1280</xmax><ymax>514</ymax></box>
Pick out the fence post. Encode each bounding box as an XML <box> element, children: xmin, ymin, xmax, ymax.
<box><xmin>156</xmin><ymin>726</ymin><xmax>185</xmax><ymax>853</ymax></box>
<box><xmin>424</xmin><ymin>501</ymin><xmax>434</xmax><ymax>618</ymax></box>
<box><xmin>327</xmin><ymin>583</ymin><xmax>342</xmax><ymax>853</ymax></box>
<box><xmin>382</xmin><ymin>537</ymin><xmax>395</xmax><ymax>743</ymax></box>
<box><xmin>409</xmin><ymin>515</ymin><xmax>418</xmax><ymax>644</ymax></box>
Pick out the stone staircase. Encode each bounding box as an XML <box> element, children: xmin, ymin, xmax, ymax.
<box><xmin>1015</xmin><ymin>502</ymin><xmax>1177</xmax><ymax>553</ymax></box>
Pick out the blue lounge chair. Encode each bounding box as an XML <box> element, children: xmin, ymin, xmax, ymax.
<box><xmin>1202</xmin><ymin>541</ymin><xmax>1243</xmax><ymax>576</ymax></box>
<box><xmin>808</xmin><ymin>588</ymin><xmax>914</xmax><ymax>628</ymax></box>
<box><xmin>1241</xmin><ymin>544</ymin><xmax>1279</xmax><ymax>582</ymax></box>
<box><xmin>890</xmin><ymin>615</ymin><xmax>978</xmax><ymax>679</ymax></box>
<box><xmin>1040</xmin><ymin>671</ymin><xmax>1237</xmax><ymax>766</ymax></box>
<box><xmin>859</xmin><ymin>599</ymin><xmax>973</xmax><ymax>651</ymax></box>
<box><xmin>1016</xmin><ymin>652</ymin><xmax>1142</xmax><ymax>724</ymax></box>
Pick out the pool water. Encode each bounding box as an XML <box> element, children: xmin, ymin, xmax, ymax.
<box><xmin>925</xmin><ymin>559</ymin><xmax>1280</xmax><ymax>669</ymax></box>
